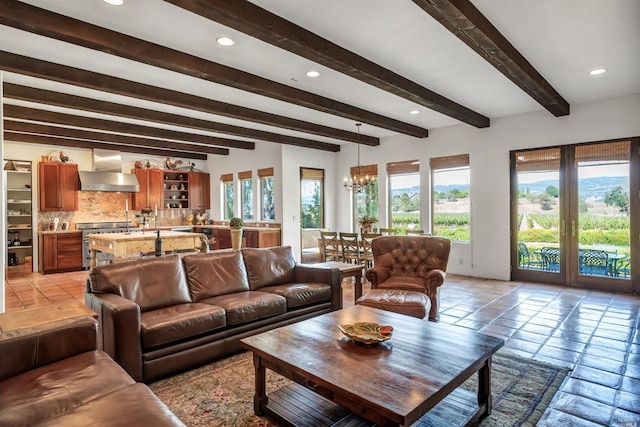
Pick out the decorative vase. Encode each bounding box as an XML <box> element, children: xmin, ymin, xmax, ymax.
<box><xmin>230</xmin><ymin>227</ymin><xmax>242</xmax><ymax>251</ymax></box>
<box><xmin>361</xmin><ymin>224</ymin><xmax>373</xmax><ymax>233</ymax></box>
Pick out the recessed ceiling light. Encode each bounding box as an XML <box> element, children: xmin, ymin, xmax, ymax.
<box><xmin>104</xmin><ymin>0</ymin><xmax>124</xmax><ymax>5</ymax></box>
<box><xmin>589</xmin><ymin>68</ymin><xmax>607</xmax><ymax>76</ymax></box>
<box><xmin>306</xmin><ymin>70</ymin><xmax>320</xmax><ymax>78</ymax></box>
<box><xmin>410</xmin><ymin>110</ymin><xmax>420</xmax><ymax>115</ymax></box>
<box><xmin>216</xmin><ymin>37</ymin><xmax>235</xmax><ymax>46</ymax></box>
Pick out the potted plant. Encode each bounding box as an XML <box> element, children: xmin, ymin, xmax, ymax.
<box><xmin>358</xmin><ymin>215</ymin><xmax>378</xmax><ymax>234</ymax></box>
<box><xmin>229</xmin><ymin>217</ymin><xmax>244</xmax><ymax>250</ymax></box>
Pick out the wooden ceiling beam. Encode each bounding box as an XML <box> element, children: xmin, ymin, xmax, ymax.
<box><xmin>0</xmin><ymin>51</ymin><xmax>364</xmax><ymax>148</ymax></box>
<box><xmin>164</xmin><ymin>0</ymin><xmax>490</xmax><ymax>128</ymax></box>
<box><xmin>0</xmin><ymin>0</ymin><xmax>395</xmax><ymax>141</ymax></box>
<box><xmin>411</xmin><ymin>0</ymin><xmax>570</xmax><ymax>117</ymax></box>
<box><xmin>3</xmin><ymin>84</ymin><xmax>342</xmax><ymax>152</ymax></box>
<box><xmin>4</xmin><ymin>104</ymin><xmax>253</xmax><ymax>151</ymax></box>
<box><xmin>4</xmin><ymin>132</ymin><xmax>208</xmax><ymax>160</ymax></box>
<box><xmin>4</xmin><ymin>120</ymin><xmax>228</xmax><ymax>156</ymax></box>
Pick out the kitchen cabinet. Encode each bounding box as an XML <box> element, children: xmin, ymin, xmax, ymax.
<box><xmin>4</xmin><ymin>160</ymin><xmax>34</xmax><ymax>267</ymax></box>
<box><xmin>38</xmin><ymin>232</ymin><xmax>83</xmax><ymax>274</ymax></box>
<box><xmin>188</xmin><ymin>172</ymin><xmax>210</xmax><ymax>210</ymax></box>
<box><xmin>38</xmin><ymin>162</ymin><xmax>78</xmax><ymax>211</ymax></box>
<box><xmin>132</xmin><ymin>168</ymin><xmax>163</xmax><ymax>210</ymax></box>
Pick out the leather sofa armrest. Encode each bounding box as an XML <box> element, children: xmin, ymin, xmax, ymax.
<box><xmin>85</xmin><ymin>292</ymin><xmax>143</xmax><ymax>382</ymax></box>
<box><xmin>0</xmin><ymin>316</ymin><xmax>97</xmax><ymax>382</ymax></box>
<box><xmin>365</xmin><ymin>267</ymin><xmax>391</xmax><ymax>287</ymax></box>
<box><xmin>294</xmin><ymin>264</ymin><xmax>342</xmax><ymax>310</ymax></box>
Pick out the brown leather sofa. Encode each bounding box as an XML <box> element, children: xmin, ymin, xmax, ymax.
<box><xmin>361</xmin><ymin>236</ymin><xmax>451</xmax><ymax>320</ymax></box>
<box><xmin>0</xmin><ymin>316</ymin><xmax>184</xmax><ymax>427</ymax></box>
<box><xmin>86</xmin><ymin>246</ymin><xmax>342</xmax><ymax>382</ymax></box>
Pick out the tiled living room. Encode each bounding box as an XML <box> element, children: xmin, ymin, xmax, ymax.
<box><xmin>4</xmin><ymin>264</ymin><xmax>639</xmax><ymax>426</ymax></box>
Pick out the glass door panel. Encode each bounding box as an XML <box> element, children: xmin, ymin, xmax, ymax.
<box><xmin>574</xmin><ymin>141</ymin><xmax>630</xmax><ymax>284</ymax></box>
<box><xmin>512</xmin><ymin>148</ymin><xmax>565</xmax><ymax>284</ymax></box>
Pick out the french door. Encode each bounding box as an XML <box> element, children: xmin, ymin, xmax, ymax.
<box><xmin>511</xmin><ymin>138</ymin><xmax>639</xmax><ymax>293</ymax></box>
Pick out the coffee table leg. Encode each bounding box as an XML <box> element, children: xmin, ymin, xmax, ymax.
<box><xmin>252</xmin><ymin>353</ymin><xmax>267</xmax><ymax>415</ymax></box>
<box><xmin>477</xmin><ymin>357</ymin><xmax>492</xmax><ymax>416</ymax></box>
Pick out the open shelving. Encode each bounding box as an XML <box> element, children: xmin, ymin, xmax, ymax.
<box><xmin>4</xmin><ymin>160</ymin><xmax>34</xmax><ymax>266</ymax></box>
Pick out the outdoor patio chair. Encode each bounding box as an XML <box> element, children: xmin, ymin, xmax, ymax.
<box><xmin>539</xmin><ymin>247</ymin><xmax>560</xmax><ymax>271</ymax></box>
<box><xmin>517</xmin><ymin>242</ymin><xmax>543</xmax><ymax>269</ymax></box>
<box><xmin>579</xmin><ymin>249</ymin><xmax>609</xmax><ymax>276</ymax></box>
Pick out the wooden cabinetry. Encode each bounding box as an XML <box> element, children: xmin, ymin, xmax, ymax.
<box><xmin>38</xmin><ymin>232</ymin><xmax>83</xmax><ymax>274</ymax></box>
<box><xmin>38</xmin><ymin>162</ymin><xmax>78</xmax><ymax>211</ymax></box>
<box><xmin>131</xmin><ymin>169</ymin><xmax>163</xmax><ymax>210</ymax></box>
<box><xmin>188</xmin><ymin>172</ymin><xmax>210</xmax><ymax>210</ymax></box>
<box><xmin>131</xmin><ymin>169</ymin><xmax>211</xmax><ymax>210</ymax></box>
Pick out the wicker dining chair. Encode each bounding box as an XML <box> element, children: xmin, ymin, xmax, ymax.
<box><xmin>319</xmin><ymin>231</ymin><xmax>340</xmax><ymax>262</ymax></box>
<box><xmin>339</xmin><ymin>232</ymin><xmax>361</xmax><ymax>264</ymax></box>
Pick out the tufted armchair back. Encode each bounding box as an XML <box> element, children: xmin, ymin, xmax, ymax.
<box><xmin>365</xmin><ymin>236</ymin><xmax>450</xmax><ymax>320</ymax></box>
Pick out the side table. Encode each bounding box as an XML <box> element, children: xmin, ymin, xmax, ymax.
<box><xmin>309</xmin><ymin>261</ymin><xmax>363</xmax><ymax>306</ymax></box>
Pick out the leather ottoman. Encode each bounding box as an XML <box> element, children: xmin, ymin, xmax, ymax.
<box><xmin>356</xmin><ymin>289</ymin><xmax>430</xmax><ymax>319</ymax></box>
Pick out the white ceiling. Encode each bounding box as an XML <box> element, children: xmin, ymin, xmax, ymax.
<box><xmin>1</xmin><ymin>0</ymin><xmax>639</xmax><ymax>151</ymax></box>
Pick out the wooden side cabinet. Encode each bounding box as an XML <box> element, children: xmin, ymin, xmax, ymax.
<box><xmin>38</xmin><ymin>162</ymin><xmax>79</xmax><ymax>211</ymax></box>
<box><xmin>132</xmin><ymin>169</ymin><xmax>164</xmax><ymax>210</ymax></box>
<box><xmin>188</xmin><ymin>172</ymin><xmax>211</xmax><ymax>210</ymax></box>
<box><xmin>38</xmin><ymin>232</ymin><xmax>83</xmax><ymax>274</ymax></box>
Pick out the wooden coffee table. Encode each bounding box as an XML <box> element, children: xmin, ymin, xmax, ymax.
<box><xmin>241</xmin><ymin>305</ymin><xmax>504</xmax><ymax>427</ymax></box>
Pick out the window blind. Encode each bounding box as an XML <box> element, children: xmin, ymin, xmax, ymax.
<box><xmin>429</xmin><ymin>154</ymin><xmax>469</xmax><ymax>171</ymax></box>
<box><xmin>386</xmin><ymin>160</ymin><xmax>419</xmax><ymax>175</ymax></box>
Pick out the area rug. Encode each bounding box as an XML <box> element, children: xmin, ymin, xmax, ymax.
<box><xmin>149</xmin><ymin>351</ymin><xmax>570</xmax><ymax>427</ymax></box>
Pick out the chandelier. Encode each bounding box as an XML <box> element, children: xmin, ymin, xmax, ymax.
<box><xmin>344</xmin><ymin>123</ymin><xmax>373</xmax><ymax>193</ymax></box>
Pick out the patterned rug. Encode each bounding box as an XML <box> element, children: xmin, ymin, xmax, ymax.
<box><xmin>149</xmin><ymin>350</ymin><xmax>570</xmax><ymax>427</ymax></box>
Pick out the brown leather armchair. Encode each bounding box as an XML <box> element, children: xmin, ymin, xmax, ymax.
<box><xmin>363</xmin><ymin>235</ymin><xmax>451</xmax><ymax>320</ymax></box>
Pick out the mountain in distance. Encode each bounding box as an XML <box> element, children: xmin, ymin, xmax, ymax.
<box><xmin>519</xmin><ymin>176</ymin><xmax>628</xmax><ymax>200</ymax></box>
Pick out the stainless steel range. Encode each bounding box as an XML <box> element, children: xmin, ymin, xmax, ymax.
<box><xmin>76</xmin><ymin>221</ymin><xmax>141</xmax><ymax>269</ymax></box>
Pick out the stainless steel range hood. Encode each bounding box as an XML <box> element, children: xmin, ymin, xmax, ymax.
<box><xmin>78</xmin><ymin>149</ymin><xmax>140</xmax><ymax>192</ymax></box>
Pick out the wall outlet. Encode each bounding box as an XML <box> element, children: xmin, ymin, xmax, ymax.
<box><xmin>458</xmin><ymin>258</ymin><xmax>464</xmax><ymax>265</ymax></box>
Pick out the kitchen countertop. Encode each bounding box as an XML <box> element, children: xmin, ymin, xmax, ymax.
<box><xmin>192</xmin><ymin>225</ymin><xmax>281</xmax><ymax>231</ymax></box>
<box><xmin>85</xmin><ymin>230</ymin><xmax>203</xmax><ymax>240</ymax></box>
<box><xmin>38</xmin><ymin>230</ymin><xmax>82</xmax><ymax>234</ymax></box>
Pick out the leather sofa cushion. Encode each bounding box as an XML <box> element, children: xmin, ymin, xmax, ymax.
<box><xmin>182</xmin><ymin>251</ymin><xmax>250</xmax><ymax>301</ymax></box>
<box><xmin>0</xmin><ymin>351</ymin><xmax>134</xmax><ymax>427</ymax></box>
<box><xmin>356</xmin><ymin>289</ymin><xmax>431</xmax><ymax>319</ymax></box>
<box><xmin>89</xmin><ymin>255</ymin><xmax>191</xmax><ymax>312</ymax></box>
<box><xmin>201</xmin><ymin>291</ymin><xmax>286</xmax><ymax>325</ymax></box>
<box><xmin>36</xmin><ymin>383</ymin><xmax>185</xmax><ymax>427</ymax></box>
<box><xmin>259</xmin><ymin>283</ymin><xmax>331</xmax><ymax>309</ymax></box>
<box><xmin>140</xmin><ymin>303</ymin><xmax>227</xmax><ymax>349</ymax></box>
<box><xmin>376</xmin><ymin>276</ymin><xmax>426</xmax><ymax>292</ymax></box>
<box><xmin>242</xmin><ymin>246</ymin><xmax>296</xmax><ymax>290</ymax></box>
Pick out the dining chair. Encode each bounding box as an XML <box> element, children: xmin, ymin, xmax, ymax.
<box><xmin>319</xmin><ymin>231</ymin><xmax>340</xmax><ymax>262</ymax></box>
<box><xmin>405</xmin><ymin>229</ymin><xmax>424</xmax><ymax>236</ymax></box>
<box><xmin>360</xmin><ymin>233</ymin><xmax>381</xmax><ymax>269</ymax></box>
<box><xmin>377</xmin><ymin>228</ymin><xmax>396</xmax><ymax>236</ymax></box>
<box><xmin>339</xmin><ymin>232</ymin><xmax>361</xmax><ymax>264</ymax></box>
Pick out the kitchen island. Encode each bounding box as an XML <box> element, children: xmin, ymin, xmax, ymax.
<box><xmin>87</xmin><ymin>230</ymin><xmax>204</xmax><ymax>268</ymax></box>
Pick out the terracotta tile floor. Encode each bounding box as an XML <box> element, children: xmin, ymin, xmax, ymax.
<box><xmin>4</xmin><ymin>265</ymin><xmax>640</xmax><ymax>425</ymax></box>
